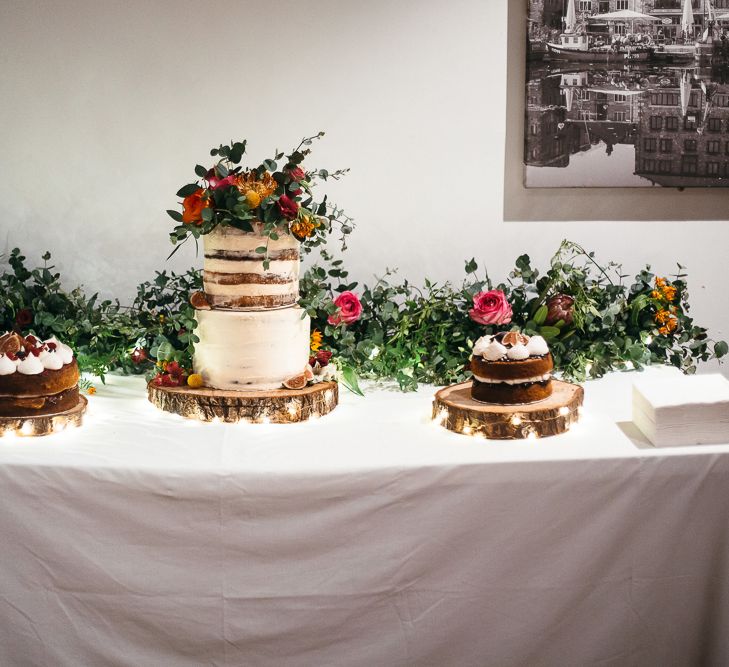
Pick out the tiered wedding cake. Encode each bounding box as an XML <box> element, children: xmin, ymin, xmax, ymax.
<box><xmin>192</xmin><ymin>225</ymin><xmax>311</xmax><ymax>391</ymax></box>
<box><xmin>160</xmin><ymin>136</ymin><xmax>349</xmax><ymax>398</ymax></box>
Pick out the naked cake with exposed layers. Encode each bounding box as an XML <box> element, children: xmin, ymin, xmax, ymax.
<box><xmin>191</xmin><ymin>224</ymin><xmax>311</xmax><ymax>392</ymax></box>
<box><xmin>0</xmin><ymin>332</ymin><xmax>80</xmax><ymax>417</ymax></box>
<box><xmin>470</xmin><ymin>331</ymin><xmax>553</xmax><ymax>405</ymax></box>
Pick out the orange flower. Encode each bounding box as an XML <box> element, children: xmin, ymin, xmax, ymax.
<box><xmin>87</xmin><ymin>386</ymin><xmax>96</xmax><ymax>395</ymax></box>
<box><xmin>182</xmin><ymin>188</ymin><xmax>210</xmax><ymax>225</ymax></box>
<box><xmin>662</xmin><ymin>285</ymin><xmax>677</xmax><ymax>302</ymax></box>
<box><xmin>651</xmin><ymin>290</ymin><xmax>661</xmax><ymax>299</ymax></box>
<box><xmin>655</xmin><ymin>309</ymin><xmax>671</xmax><ymax>324</ymax></box>
<box><xmin>655</xmin><ymin>277</ymin><xmax>667</xmax><ymax>288</ymax></box>
<box><xmin>290</xmin><ymin>216</ymin><xmax>316</xmax><ymax>241</ymax></box>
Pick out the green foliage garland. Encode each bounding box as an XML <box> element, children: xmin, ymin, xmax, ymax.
<box><xmin>1</xmin><ymin>241</ymin><xmax>725</xmax><ymax>391</ymax></box>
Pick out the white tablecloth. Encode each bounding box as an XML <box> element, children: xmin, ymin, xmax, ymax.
<box><xmin>1</xmin><ymin>367</ymin><xmax>729</xmax><ymax>667</ymax></box>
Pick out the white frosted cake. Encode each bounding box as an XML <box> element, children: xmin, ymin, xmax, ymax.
<box><xmin>193</xmin><ymin>307</ymin><xmax>310</xmax><ymax>391</ymax></box>
<box><xmin>192</xmin><ymin>225</ymin><xmax>311</xmax><ymax>391</ymax></box>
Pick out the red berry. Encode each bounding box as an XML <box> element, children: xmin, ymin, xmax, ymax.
<box><xmin>46</xmin><ymin>342</ymin><xmax>57</xmax><ymax>351</ymax></box>
<box><xmin>166</xmin><ymin>361</ymin><xmax>181</xmax><ymax>374</ymax></box>
<box><xmin>30</xmin><ymin>347</ymin><xmax>42</xmax><ymax>357</ymax></box>
<box><xmin>7</xmin><ymin>351</ymin><xmax>17</xmax><ymax>361</ymax></box>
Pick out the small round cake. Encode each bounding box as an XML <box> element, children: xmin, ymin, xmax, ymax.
<box><xmin>470</xmin><ymin>331</ymin><xmax>553</xmax><ymax>405</ymax></box>
<box><xmin>0</xmin><ymin>332</ymin><xmax>80</xmax><ymax>417</ymax></box>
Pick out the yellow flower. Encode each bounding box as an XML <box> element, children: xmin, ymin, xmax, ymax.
<box><xmin>245</xmin><ymin>190</ymin><xmax>261</xmax><ymax>209</ymax></box>
<box><xmin>187</xmin><ymin>373</ymin><xmax>204</xmax><ymax>389</ymax></box>
<box><xmin>158</xmin><ymin>314</ymin><xmax>166</xmax><ymax>324</ymax></box>
<box><xmin>310</xmin><ymin>329</ymin><xmax>323</xmax><ymax>352</ymax></box>
<box><xmin>651</xmin><ymin>290</ymin><xmax>661</xmax><ymax>299</ymax></box>
<box><xmin>237</xmin><ymin>171</ymin><xmax>277</xmax><ymax>201</ymax></box>
<box><xmin>87</xmin><ymin>386</ymin><xmax>96</xmax><ymax>395</ymax></box>
<box><xmin>655</xmin><ymin>277</ymin><xmax>667</xmax><ymax>288</ymax></box>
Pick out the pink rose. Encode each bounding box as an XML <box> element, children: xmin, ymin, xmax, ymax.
<box><xmin>277</xmin><ymin>194</ymin><xmax>299</xmax><ymax>220</ymax></box>
<box><xmin>468</xmin><ymin>289</ymin><xmax>512</xmax><ymax>326</ymax></box>
<box><xmin>327</xmin><ymin>291</ymin><xmax>363</xmax><ymax>326</ymax></box>
<box><xmin>213</xmin><ymin>174</ymin><xmax>238</xmax><ymax>190</ymax></box>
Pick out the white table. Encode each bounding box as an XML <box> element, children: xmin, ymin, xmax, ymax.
<box><xmin>2</xmin><ymin>367</ymin><xmax>728</xmax><ymax>667</ymax></box>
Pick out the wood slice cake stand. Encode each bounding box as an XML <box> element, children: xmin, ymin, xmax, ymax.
<box><xmin>433</xmin><ymin>380</ymin><xmax>583</xmax><ymax>440</ymax></box>
<box><xmin>0</xmin><ymin>396</ymin><xmax>88</xmax><ymax>438</ymax></box>
<box><xmin>148</xmin><ymin>381</ymin><xmax>338</xmax><ymax>424</ymax></box>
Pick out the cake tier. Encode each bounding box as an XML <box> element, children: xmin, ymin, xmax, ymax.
<box><xmin>471</xmin><ymin>378</ymin><xmax>553</xmax><ymax>405</ymax></box>
<box><xmin>0</xmin><ymin>386</ymin><xmax>80</xmax><ymax>417</ymax></box>
<box><xmin>193</xmin><ymin>306</ymin><xmax>310</xmax><ymax>391</ymax></box>
<box><xmin>0</xmin><ymin>360</ymin><xmax>80</xmax><ymax>397</ymax></box>
<box><xmin>203</xmin><ymin>225</ymin><xmax>300</xmax><ymax>310</ymax></box>
<box><xmin>470</xmin><ymin>353</ymin><xmax>554</xmax><ymax>405</ymax></box>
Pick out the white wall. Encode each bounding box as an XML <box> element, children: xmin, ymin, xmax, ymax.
<box><xmin>1</xmin><ymin>0</ymin><xmax>726</xmax><ymax>373</ymax></box>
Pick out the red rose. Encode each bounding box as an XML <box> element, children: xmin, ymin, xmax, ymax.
<box><xmin>315</xmin><ymin>350</ymin><xmax>333</xmax><ymax>367</ymax></box>
<box><xmin>15</xmin><ymin>309</ymin><xmax>33</xmax><ymax>328</ymax></box>
<box><xmin>468</xmin><ymin>290</ymin><xmax>512</xmax><ymax>326</ymax></box>
<box><xmin>277</xmin><ymin>194</ymin><xmax>299</xmax><ymax>220</ymax></box>
<box><xmin>327</xmin><ymin>291</ymin><xmax>363</xmax><ymax>326</ymax></box>
<box><xmin>288</xmin><ymin>166</ymin><xmax>306</xmax><ymax>182</ymax></box>
<box><xmin>545</xmin><ymin>294</ymin><xmax>574</xmax><ymax>326</ymax></box>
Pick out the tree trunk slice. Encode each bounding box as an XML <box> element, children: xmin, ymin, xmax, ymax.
<box><xmin>433</xmin><ymin>380</ymin><xmax>583</xmax><ymax>440</ymax></box>
<box><xmin>0</xmin><ymin>395</ymin><xmax>88</xmax><ymax>438</ymax></box>
<box><xmin>148</xmin><ymin>381</ymin><xmax>338</xmax><ymax>424</ymax></box>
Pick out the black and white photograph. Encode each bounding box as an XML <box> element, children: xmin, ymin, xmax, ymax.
<box><xmin>526</xmin><ymin>0</ymin><xmax>729</xmax><ymax>187</ymax></box>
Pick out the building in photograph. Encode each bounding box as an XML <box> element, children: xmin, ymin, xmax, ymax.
<box><xmin>634</xmin><ymin>74</ymin><xmax>729</xmax><ymax>185</ymax></box>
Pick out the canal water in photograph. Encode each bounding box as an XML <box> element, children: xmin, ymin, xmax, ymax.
<box><xmin>525</xmin><ymin>63</ymin><xmax>729</xmax><ymax>188</ymax></box>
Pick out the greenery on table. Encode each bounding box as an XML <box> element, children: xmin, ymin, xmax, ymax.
<box><xmin>1</xmin><ymin>241</ymin><xmax>725</xmax><ymax>391</ymax></box>
<box><xmin>299</xmin><ymin>240</ymin><xmax>727</xmax><ymax>390</ymax></box>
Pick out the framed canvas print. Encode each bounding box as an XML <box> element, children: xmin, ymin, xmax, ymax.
<box><xmin>524</xmin><ymin>0</ymin><xmax>729</xmax><ymax>188</ymax></box>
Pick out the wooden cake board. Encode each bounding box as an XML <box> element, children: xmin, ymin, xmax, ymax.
<box><xmin>148</xmin><ymin>381</ymin><xmax>339</xmax><ymax>424</ymax></box>
<box><xmin>433</xmin><ymin>380</ymin><xmax>583</xmax><ymax>440</ymax></box>
<box><xmin>0</xmin><ymin>395</ymin><xmax>88</xmax><ymax>438</ymax></box>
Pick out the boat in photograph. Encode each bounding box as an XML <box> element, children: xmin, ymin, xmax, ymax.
<box><xmin>547</xmin><ymin>2</ymin><xmax>655</xmax><ymax>63</ymax></box>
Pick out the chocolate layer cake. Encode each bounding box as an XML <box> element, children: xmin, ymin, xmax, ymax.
<box><xmin>0</xmin><ymin>332</ymin><xmax>80</xmax><ymax>418</ymax></box>
<box><xmin>470</xmin><ymin>331</ymin><xmax>554</xmax><ymax>405</ymax></box>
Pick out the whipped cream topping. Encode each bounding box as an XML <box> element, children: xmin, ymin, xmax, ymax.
<box><xmin>46</xmin><ymin>337</ymin><xmax>74</xmax><ymax>365</ymax></box>
<box><xmin>506</xmin><ymin>343</ymin><xmax>530</xmax><ymax>361</ymax></box>
<box><xmin>482</xmin><ymin>341</ymin><xmax>508</xmax><ymax>361</ymax></box>
<box><xmin>0</xmin><ymin>332</ymin><xmax>74</xmax><ymax>376</ymax></box>
<box><xmin>42</xmin><ymin>353</ymin><xmax>64</xmax><ymax>371</ymax></box>
<box><xmin>472</xmin><ymin>331</ymin><xmax>551</xmax><ymax>361</ymax></box>
<box><xmin>17</xmin><ymin>355</ymin><xmax>45</xmax><ymax>375</ymax></box>
<box><xmin>0</xmin><ymin>355</ymin><xmax>17</xmax><ymax>375</ymax></box>
<box><xmin>472</xmin><ymin>335</ymin><xmax>493</xmax><ymax>358</ymax></box>
<box><xmin>526</xmin><ymin>335</ymin><xmax>549</xmax><ymax>357</ymax></box>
